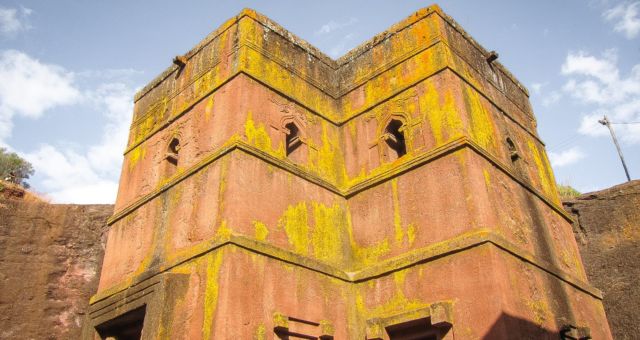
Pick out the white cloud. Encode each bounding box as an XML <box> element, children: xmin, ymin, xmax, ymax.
<box><xmin>77</xmin><ymin>68</ymin><xmax>143</xmax><ymax>80</ymax></box>
<box><xmin>529</xmin><ymin>82</ymin><xmax>560</xmax><ymax>106</ymax></box>
<box><xmin>315</xmin><ymin>17</ymin><xmax>358</xmax><ymax>36</ymax></box>
<box><xmin>548</xmin><ymin>147</ymin><xmax>586</xmax><ymax>168</ymax></box>
<box><xmin>0</xmin><ymin>49</ymin><xmax>136</xmax><ymax>203</ymax></box>
<box><xmin>578</xmin><ymin>113</ymin><xmax>611</xmax><ymax>137</ymax></box>
<box><xmin>0</xmin><ymin>50</ymin><xmax>81</xmax><ymax>144</ymax></box>
<box><xmin>604</xmin><ymin>1</ymin><xmax>640</xmax><ymax>39</ymax></box>
<box><xmin>531</xmin><ymin>82</ymin><xmax>545</xmax><ymax>94</ymax></box>
<box><xmin>22</xmin><ymin>82</ymin><xmax>134</xmax><ymax>204</ymax></box>
<box><xmin>0</xmin><ymin>6</ymin><xmax>31</xmax><ymax>37</ymax></box>
<box><xmin>24</xmin><ymin>145</ymin><xmax>119</xmax><ymax>204</ymax></box>
<box><xmin>561</xmin><ymin>49</ymin><xmax>618</xmax><ymax>84</ymax></box>
<box><xmin>85</xmin><ymin>83</ymin><xmax>134</xmax><ymax>177</ymax></box>
<box><xmin>329</xmin><ymin>33</ymin><xmax>356</xmax><ymax>58</ymax></box>
<box><xmin>561</xmin><ymin>49</ymin><xmax>640</xmax><ymax>143</ymax></box>
<box><xmin>542</xmin><ymin>91</ymin><xmax>562</xmax><ymax>107</ymax></box>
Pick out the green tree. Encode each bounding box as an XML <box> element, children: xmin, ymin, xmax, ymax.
<box><xmin>0</xmin><ymin>148</ymin><xmax>35</xmax><ymax>188</ymax></box>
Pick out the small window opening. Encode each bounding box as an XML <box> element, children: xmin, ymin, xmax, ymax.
<box><xmin>386</xmin><ymin>317</ymin><xmax>443</xmax><ymax>340</ymax></box>
<box><xmin>384</xmin><ymin>119</ymin><xmax>407</xmax><ymax>159</ymax></box>
<box><xmin>506</xmin><ymin>137</ymin><xmax>519</xmax><ymax>162</ymax></box>
<box><xmin>96</xmin><ymin>305</ymin><xmax>146</xmax><ymax>340</ymax></box>
<box><xmin>285</xmin><ymin>123</ymin><xmax>302</xmax><ymax>156</ymax></box>
<box><xmin>166</xmin><ymin>138</ymin><xmax>180</xmax><ymax>167</ymax></box>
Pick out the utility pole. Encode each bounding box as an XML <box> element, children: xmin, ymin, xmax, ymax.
<box><xmin>599</xmin><ymin>115</ymin><xmax>631</xmax><ymax>182</ymax></box>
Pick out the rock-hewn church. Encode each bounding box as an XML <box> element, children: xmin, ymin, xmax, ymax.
<box><xmin>84</xmin><ymin>5</ymin><xmax>611</xmax><ymax>339</ymax></box>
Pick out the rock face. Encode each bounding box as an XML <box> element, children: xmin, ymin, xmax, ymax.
<box><xmin>0</xmin><ymin>193</ymin><xmax>112</xmax><ymax>340</ymax></box>
<box><xmin>564</xmin><ymin>180</ymin><xmax>640</xmax><ymax>340</ymax></box>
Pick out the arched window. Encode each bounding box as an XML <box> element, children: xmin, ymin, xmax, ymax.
<box><xmin>384</xmin><ymin>119</ymin><xmax>407</xmax><ymax>159</ymax></box>
<box><xmin>285</xmin><ymin>122</ymin><xmax>302</xmax><ymax>157</ymax></box>
<box><xmin>506</xmin><ymin>137</ymin><xmax>519</xmax><ymax>162</ymax></box>
<box><xmin>165</xmin><ymin>137</ymin><xmax>180</xmax><ymax>176</ymax></box>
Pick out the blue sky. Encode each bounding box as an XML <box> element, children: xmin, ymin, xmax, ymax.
<box><xmin>0</xmin><ymin>0</ymin><xmax>638</xmax><ymax>203</ymax></box>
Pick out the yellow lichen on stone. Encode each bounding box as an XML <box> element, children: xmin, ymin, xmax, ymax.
<box><xmin>202</xmin><ymin>251</ymin><xmax>224</xmax><ymax>340</ymax></box>
<box><xmin>407</xmin><ymin>223</ymin><xmax>417</xmax><ymax>246</ymax></box>
<box><xmin>204</xmin><ymin>95</ymin><xmax>215</xmax><ymax>121</ymax></box>
<box><xmin>279</xmin><ymin>202</ymin><xmax>310</xmax><ymax>255</ymax></box>
<box><xmin>462</xmin><ymin>85</ymin><xmax>496</xmax><ymax>150</ymax></box>
<box><xmin>527</xmin><ymin>140</ymin><xmax>557</xmax><ymax>201</ymax></box>
<box><xmin>240</xmin><ymin>40</ymin><xmax>338</xmax><ymax>121</ymax></box>
<box><xmin>215</xmin><ymin>220</ymin><xmax>232</xmax><ymax>239</ymax></box>
<box><xmin>216</xmin><ymin>157</ymin><xmax>229</xmax><ymax>218</ymax></box>
<box><xmin>253</xmin><ymin>220</ymin><xmax>269</xmax><ymax>241</ymax></box>
<box><xmin>483</xmin><ymin>168</ymin><xmax>491</xmax><ymax>187</ymax></box>
<box><xmin>311</xmin><ymin>202</ymin><xmax>347</xmax><ymax>264</ymax></box>
<box><xmin>391</xmin><ymin>179</ymin><xmax>404</xmax><ymax>246</ymax></box>
<box><xmin>244</xmin><ymin>111</ymin><xmax>274</xmax><ymax>154</ymax></box>
<box><xmin>194</xmin><ymin>71</ymin><xmax>213</xmax><ymax>100</ymax></box>
<box><xmin>526</xmin><ymin>297</ymin><xmax>550</xmax><ymax>327</ymax></box>
<box><xmin>347</xmin><ymin>119</ymin><xmax>358</xmax><ymax>141</ymax></box>
<box><xmin>254</xmin><ymin>324</ymin><xmax>266</xmax><ymax>340</ymax></box>
<box><xmin>345</xmin><ymin>206</ymin><xmax>391</xmax><ymax>268</ymax></box>
<box><xmin>421</xmin><ymin>82</ymin><xmax>463</xmax><ymax>145</ymax></box>
<box><xmin>560</xmin><ymin>249</ymin><xmax>578</xmax><ymax>270</ymax></box>
<box><xmin>312</xmin><ymin>121</ymin><xmax>347</xmax><ymax>186</ymax></box>
<box><xmin>128</xmin><ymin>144</ymin><xmax>146</xmax><ymax>171</ymax></box>
<box><xmin>360</xmin><ymin>270</ymin><xmax>428</xmax><ymax>319</ymax></box>
<box><xmin>540</xmin><ymin>145</ymin><xmax>561</xmax><ymax>203</ymax></box>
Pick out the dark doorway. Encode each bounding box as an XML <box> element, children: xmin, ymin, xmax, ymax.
<box><xmin>95</xmin><ymin>305</ymin><xmax>146</xmax><ymax>340</ymax></box>
<box><xmin>386</xmin><ymin>317</ymin><xmax>442</xmax><ymax>340</ymax></box>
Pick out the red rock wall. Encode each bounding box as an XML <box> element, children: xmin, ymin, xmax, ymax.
<box><xmin>564</xmin><ymin>180</ymin><xmax>640</xmax><ymax>340</ymax></box>
<box><xmin>0</xmin><ymin>196</ymin><xmax>112</xmax><ymax>340</ymax></box>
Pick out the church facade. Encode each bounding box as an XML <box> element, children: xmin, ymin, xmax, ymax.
<box><xmin>84</xmin><ymin>6</ymin><xmax>611</xmax><ymax>339</ymax></box>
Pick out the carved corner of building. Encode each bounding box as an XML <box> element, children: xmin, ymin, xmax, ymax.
<box><xmin>86</xmin><ymin>4</ymin><xmax>613</xmax><ymax>339</ymax></box>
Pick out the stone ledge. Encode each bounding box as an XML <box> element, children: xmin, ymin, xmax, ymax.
<box><xmin>90</xmin><ymin>228</ymin><xmax>602</xmax><ymax>307</ymax></box>
<box><xmin>111</xmin><ymin>136</ymin><xmax>572</xmax><ymax>227</ymax></box>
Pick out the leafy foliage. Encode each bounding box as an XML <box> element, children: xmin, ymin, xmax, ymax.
<box><xmin>0</xmin><ymin>148</ymin><xmax>35</xmax><ymax>188</ymax></box>
<box><xmin>557</xmin><ymin>184</ymin><xmax>581</xmax><ymax>200</ymax></box>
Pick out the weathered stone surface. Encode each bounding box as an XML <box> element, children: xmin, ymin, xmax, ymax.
<box><xmin>0</xmin><ymin>193</ymin><xmax>112</xmax><ymax>340</ymax></box>
<box><xmin>87</xmin><ymin>5</ymin><xmax>611</xmax><ymax>339</ymax></box>
<box><xmin>564</xmin><ymin>180</ymin><xmax>640</xmax><ymax>340</ymax></box>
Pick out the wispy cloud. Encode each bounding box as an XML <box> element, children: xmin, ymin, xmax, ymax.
<box><xmin>328</xmin><ymin>33</ymin><xmax>357</xmax><ymax>58</ymax></box>
<box><xmin>0</xmin><ymin>49</ymin><xmax>137</xmax><ymax>203</ymax></box>
<box><xmin>314</xmin><ymin>17</ymin><xmax>360</xmax><ymax>58</ymax></box>
<box><xmin>530</xmin><ymin>82</ymin><xmax>562</xmax><ymax>107</ymax></box>
<box><xmin>76</xmin><ymin>68</ymin><xmax>143</xmax><ymax>80</ymax></box>
<box><xmin>530</xmin><ymin>82</ymin><xmax>545</xmax><ymax>94</ymax></box>
<box><xmin>549</xmin><ymin>147</ymin><xmax>586</xmax><ymax>168</ymax></box>
<box><xmin>542</xmin><ymin>91</ymin><xmax>562</xmax><ymax>107</ymax></box>
<box><xmin>0</xmin><ymin>50</ymin><xmax>81</xmax><ymax>144</ymax></box>
<box><xmin>23</xmin><ymin>82</ymin><xmax>135</xmax><ymax>203</ymax></box>
<box><xmin>561</xmin><ymin>49</ymin><xmax>619</xmax><ymax>85</ymax></box>
<box><xmin>0</xmin><ymin>6</ymin><xmax>31</xmax><ymax>37</ymax></box>
<box><xmin>603</xmin><ymin>1</ymin><xmax>640</xmax><ymax>39</ymax></box>
<box><xmin>561</xmin><ymin>49</ymin><xmax>640</xmax><ymax>143</ymax></box>
<box><xmin>315</xmin><ymin>17</ymin><xmax>358</xmax><ymax>36</ymax></box>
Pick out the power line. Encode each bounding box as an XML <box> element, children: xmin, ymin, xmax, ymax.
<box><xmin>547</xmin><ymin>133</ymin><xmax>585</xmax><ymax>152</ymax></box>
<box><xmin>611</xmin><ymin>121</ymin><xmax>640</xmax><ymax>125</ymax></box>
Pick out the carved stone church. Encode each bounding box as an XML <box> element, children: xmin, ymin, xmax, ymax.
<box><xmin>83</xmin><ymin>5</ymin><xmax>611</xmax><ymax>339</ymax></box>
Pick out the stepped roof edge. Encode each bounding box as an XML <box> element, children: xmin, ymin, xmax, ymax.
<box><xmin>134</xmin><ymin>4</ymin><xmax>529</xmax><ymax>103</ymax></box>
